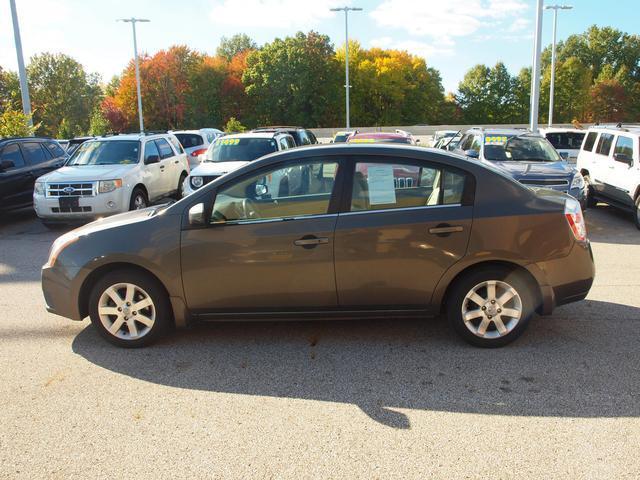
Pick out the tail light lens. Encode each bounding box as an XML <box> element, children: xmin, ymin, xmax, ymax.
<box><xmin>190</xmin><ymin>148</ymin><xmax>207</xmax><ymax>157</ymax></box>
<box><xmin>565</xmin><ymin>197</ymin><xmax>587</xmax><ymax>242</ymax></box>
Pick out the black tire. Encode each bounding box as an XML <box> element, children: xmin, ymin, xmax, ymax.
<box><xmin>584</xmin><ymin>176</ymin><xmax>597</xmax><ymax>209</ymax></box>
<box><xmin>175</xmin><ymin>173</ymin><xmax>187</xmax><ymax>200</ymax></box>
<box><xmin>446</xmin><ymin>266</ymin><xmax>536</xmax><ymax>348</ymax></box>
<box><xmin>129</xmin><ymin>187</ymin><xmax>148</xmax><ymax>211</ymax></box>
<box><xmin>88</xmin><ymin>268</ymin><xmax>172</xmax><ymax>348</ymax></box>
<box><xmin>634</xmin><ymin>196</ymin><xmax>640</xmax><ymax>230</ymax></box>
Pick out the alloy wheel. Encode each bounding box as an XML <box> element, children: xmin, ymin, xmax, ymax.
<box><xmin>461</xmin><ymin>280</ymin><xmax>522</xmax><ymax>339</ymax></box>
<box><xmin>98</xmin><ymin>282</ymin><xmax>156</xmax><ymax>340</ymax></box>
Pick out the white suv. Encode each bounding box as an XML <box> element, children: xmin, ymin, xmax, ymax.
<box><xmin>34</xmin><ymin>133</ymin><xmax>190</xmax><ymax>225</ymax></box>
<box><xmin>183</xmin><ymin>130</ymin><xmax>295</xmax><ymax>196</ymax></box>
<box><xmin>576</xmin><ymin>125</ymin><xmax>640</xmax><ymax>228</ymax></box>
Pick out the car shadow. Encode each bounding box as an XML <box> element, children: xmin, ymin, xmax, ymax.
<box><xmin>72</xmin><ymin>299</ymin><xmax>640</xmax><ymax>429</ymax></box>
<box><xmin>586</xmin><ymin>204</ymin><xmax>639</xmax><ymax>245</ymax></box>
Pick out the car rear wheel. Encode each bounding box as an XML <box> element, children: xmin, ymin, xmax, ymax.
<box><xmin>88</xmin><ymin>269</ymin><xmax>171</xmax><ymax>347</ymax></box>
<box><xmin>446</xmin><ymin>267</ymin><xmax>535</xmax><ymax>347</ymax></box>
<box><xmin>175</xmin><ymin>172</ymin><xmax>187</xmax><ymax>200</ymax></box>
<box><xmin>584</xmin><ymin>176</ymin><xmax>597</xmax><ymax>208</ymax></box>
<box><xmin>129</xmin><ymin>187</ymin><xmax>148</xmax><ymax>210</ymax></box>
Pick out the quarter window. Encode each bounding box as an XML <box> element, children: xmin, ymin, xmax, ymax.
<box><xmin>614</xmin><ymin>136</ymin><xmax>634</xmax><ymax>158</ymax></box>
<box><xmin>155</xmin><ymin>138</ymin><xmax>174</xmax><ymax>159</ymax></box>
<box><xmin>595</xmin><ymin>133</ymin><xmax>614</xmax><ymax>156</ymax></box>
<box><xmin>350</xmin><ymin>161</ymin><xmax>466</xmax><ymax>212</ymax></box>
<box><xmin>211</xmin><ymin>160</ymin><xmax>339</xmax><ymax>224</ymax></box>
<box><xmin>44</xmin><ymin>142</ymin><xmax>66</xmax><ymax>158</ymax></box>
<box><xmin>582</xmin><ymin>132</ymin><xmax>598</xmax><ymax>152</ymax></box>
<box><xmin>0</xmin><ymin>144</ymin><xmax>26</xmax><ymax>169</ymax></box>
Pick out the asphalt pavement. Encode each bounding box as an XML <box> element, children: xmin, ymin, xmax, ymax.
<box><xmin>0</xmin><ymin>205</ymin><xmax>638</xmax><ymax>479</ymax></box>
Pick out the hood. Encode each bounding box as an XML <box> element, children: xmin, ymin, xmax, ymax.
<box><xmin>38</xmin><ymin>164</ymin><xmax>136</xmax><ymax>183</ymax></box>
<box><xmin>489</xmin><ymin>160</ymin><xmax>575</xmax><ymax>178</ymax></box>
<box><xmin>190</xmin><ymin>161</ymin><xmax>248</xmax><ymax>177</ymax></box>
<box><xmin>66</xmin><ymin>205</ymin><xmax>161</xmax><ymax>238</ymax></box>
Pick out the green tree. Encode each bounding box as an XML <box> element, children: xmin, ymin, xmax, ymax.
<box><xmin>512</xmin><ymin>67</ymin><xmax>531</xmax><ymax>124</ymax></box>
<box><xmin>243</xmin><ymin>31</ymin><xmax>342</xmax><ymax>127</ymax></box>
<box><xmin>217</xmin><ymin>34</ymin><xmax>257</xmax><ymax>61</ymax></box>
<box><xmin>0</xmin><ymin>109</ymin><xmax>37</xmax><ymax>137</ymax></box>
<box><xmin>224</xmin><ymin>116</ymin><xmax>246</xmax><ymax>133</ymax></box>
<box><xmin>540</xmin><ymin>57</ymin><xmax>591</xmax><ymax>124</ymax></box>
<box><xmin>0</xmin><ymin>67</ymin><xmax>22</xmax><ymax>112</ymax></box>
<box><xmin>88</xmin><ymin>106</ymin><xmax>109</xmax><ymax>136</ymax></box>
<box><xmin>455</xmin><ymin>64</ymin><xmax>491</xmax><ymax>123</ymax></box>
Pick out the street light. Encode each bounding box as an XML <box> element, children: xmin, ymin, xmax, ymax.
<box><xmin>9</xmin><ymin>0</ymin><xmax>33</xmax><ymax>129</ymax></box>
<box><xmin>330</xmin><ymin>6</ymin><xmax>363</xmax><ymax>130</ymax></box>
<box><xmin>529</xmin><ymin>0</ymin><xmax>544</xmax><ymax>133</ymax></box>
<box><xmin>545</xmin><ymin>4</ymin><xmax>573</xmax><ymax>126</ymax></box>
<box><xmin>117</xmin><ymin>18</ymin><xmax>150</xmax><ymax>133</ymax></box>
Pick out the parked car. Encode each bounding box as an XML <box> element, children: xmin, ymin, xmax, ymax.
<box><xmin>576</xmin><ymin>124</ymin><xmax>640</xmax><ymax>228</ymax></box>
<box><xmin>65</xmin><ymin>136</ymin><xmax>95</xmax><ymax>156</ymax></box>
<box><xmin>253</xmin><ymin>126</ymin><xmax>318</xmax><ymax>146</ymax></box>
<box><xmin>540</xmin><ymin>127</ymin><xmax>586</xmax><ymax>164</ymax></box>
<box><xmin>0</xmin><ymin>137</ymin><xmax>68</xmax><ymax>212</ymax></box>
<box><xmin>182</xmin><ymin>130</ymin><xmax>295</xmax><ymax>197</ymax></box>
<box><xmin>331</xmin><ymin>130</ymin><xmax>357</xmax><ymax>143</ymax></box>
<box><xmin>348</xmin><ymin>130</ymin><xmax>419</xmax><ymax>145</ymax></box>
<box><xmin>56</xmin><ymin>139</ymin><xmax>70</xmax><ymax>151</ymax></box>
<box><xmin>431</xmin><ymin>130</ymin><xmax>459</xmax><ymax>147</ymax></box>
<box><xmin>33</xmin><ymin>133</ymin><xmax>189</xmax><ymax>225</ymax></box>
<box><xmin>454</xmin><ymin>128</ymin><xmax>587</xmax><ymax>207</ymax></box>
<box><xmin>42</xmin><ymin>144</ymin><xmax>594</xmax><ymax>348</ymax></box>
<box><xmin>170</xmin><ymin>129</ymin><xmax>224</xmax><ymax>169</ymax></box>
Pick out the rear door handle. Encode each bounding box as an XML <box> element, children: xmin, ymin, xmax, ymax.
<box><xmin>294</xmin><ymin>236</ymin><xmax>329</xmax><ymax>249</ymax></box>
<box><xmin>429</xmin><ymin>225</ymin><xmax>463</xmax><ymax>235</ymax></box>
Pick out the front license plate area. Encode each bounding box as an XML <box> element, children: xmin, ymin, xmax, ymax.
<box><xmin>59</xmin><ymin>197</ymin><xmax>80</xmax><ymax>210</ymax></box>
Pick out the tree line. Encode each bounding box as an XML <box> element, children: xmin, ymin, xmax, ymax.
<box><xmin>1</xmin><ymin>26</ymin><xmax>639</xmax><ymax>138</ymax></box>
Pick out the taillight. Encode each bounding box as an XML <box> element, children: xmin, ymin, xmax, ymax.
<box><xmin>565</xmin><ymin>197</ymin><xmax>587</xmax><ymax>242</ymax></box>
<box><xmin>190</xmin><ymin>148</ymin><xmax>207</xmax><ymax>157</ymax></box>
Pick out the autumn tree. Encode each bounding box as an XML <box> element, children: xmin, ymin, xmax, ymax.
<box><xmin>217</xmin><ymin>34</ymin><xmax>257</xmax><ymax>61</ymax></box>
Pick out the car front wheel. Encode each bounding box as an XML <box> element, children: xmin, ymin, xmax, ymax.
<box><xmin>88</xmin><ymin>269</ymin><xmax>171</xmax><ymax>347</ymax></box>
<box><xmin>634</xmin><ymin>196</ymin><xmax>640</xmax><ymax>230</ymax></box>
<box><xmin>446</xmin><ymin>267</ymin><xmax>535</xmax><ymax>347</ymax></box>
<box><xmin>129</xmin><ymin>187</ymin><xmax>148</xmax><ymax>210</ymax></box>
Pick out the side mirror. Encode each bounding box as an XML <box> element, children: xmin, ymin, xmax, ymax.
<box><xmin>614</xmin><ymin>152</ymin><xmax>633</xmax><ymax>165</ymax></box>
<box><xmin>188</xmin><ymin>203</ymin><xmax>206</xmax><ymax>226</ymax></box>
<box><xmin>145</xmin><ymin>154</ymin><xmax>159</xmax><ymax>165</ymax></box>
<box><xmin>0</xmin><ymin>160</ymin><xmax>15</xmax><ymax>171</ymax></box>
<box><xmin>464</xmin><ymin>149</ymin><xmax>479</xmax><ymax>159</ymax></box>
<box><xmin>255</xmin><ymin>184</ymin><xmax>268</xmax><ymax>197</ymax></box>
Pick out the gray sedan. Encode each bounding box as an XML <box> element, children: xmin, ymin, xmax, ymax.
<box><xmin>42</xmin><ymin>144</ymin><xmax>595</xmax><ymax>348</ymax></box>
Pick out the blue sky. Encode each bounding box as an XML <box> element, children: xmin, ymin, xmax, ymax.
<box><xmin>1</xmin><ymin>0</ymin><xmax>639</xmax><ymax>93</ymax></box>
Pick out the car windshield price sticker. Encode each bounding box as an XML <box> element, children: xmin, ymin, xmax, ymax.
<box><xmin>485</xmin><ymin>136</ymin><xmax>508</xmax><ymax>145</ymax></box>
<box><xmin>367</xmin><ymin>164</ymin><xmax>397</xmax><ymax>205</ymax></box>
<box><xmin>218</xmin><ymin>138</ymin><xmax>241</xmax><ymax>146</ymax></box>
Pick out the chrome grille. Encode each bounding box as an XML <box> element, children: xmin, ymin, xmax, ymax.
<box><xmin>46</xmin><ymin>182</ymin><xmax>95</xmax><ymax>197</ymax></box>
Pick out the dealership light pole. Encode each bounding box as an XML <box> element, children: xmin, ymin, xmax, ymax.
<box><xmin>545</xmin><ymin>4</ymin><xmax>573</xmax><ymax>126</ymax></box>
<box><xmin>330</xmin><ymin>6</ymin><xmax>362</xmax><ymax>130</ymax></box>
<box><xmin>529</xmin><ymin>0</ymin><xmax>544</xmax><ymax>133</ymax></box>
<box><xmin>118</xmin><ymin>18</ymin><xmax>150</xmax><ymax>133</ymax></box>
<box><xmin>9</xmin><ymin>0</ymin><xmax>33</xmax><ymax>129</ymax></box>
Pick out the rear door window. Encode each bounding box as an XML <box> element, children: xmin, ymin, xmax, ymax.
<box><xmin>614</xmin><ymin>136</ymin><xmax>634</xmax><ymax>158</ymax></box>
<box><xmin>155</xmin><ymin>138</ymin><xmax>175</xmax><ymax>159</ymax></box>
<box><xmin>0</xmin><ymin>144</ymin><xmax>26</xmax><ymax>169</ymax></box>
<box><xmin>20</xmin><ymin>142</ymin><xmax>49</xmax><ymax>165</ymax></box>
<box><xmin>595</xmin><ymin>133</ymin><xmax>614</xmax><ymax>156</ymax></box>
<box><xmin>582</xmin><ymin>132</ymin><xmax>598</xmax><ymax>152</ymax></box>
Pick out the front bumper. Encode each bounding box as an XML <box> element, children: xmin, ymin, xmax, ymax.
<box><xmin>34</xmin><ymin>189</ymin><xmax>129</xmax><ymax>221</ymax></box>
<box><xmin>42</xmin><ymin>264</ymin><xmax>83</xmax><ymax>320</ymax></box>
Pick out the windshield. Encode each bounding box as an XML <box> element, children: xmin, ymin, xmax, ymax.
<box><xmin>207</xmin><ymin>137</ymin><xmax>277</xmax><ymax>162</ymax></box>
<box><xmin>67</xmin><ymin>140</ymin><xmax>140</xmax><ymax>166</ymax></box>
<box><xmin>545</xmin><ymin>132</ymin><xmax>585</xmax><ymax>150</ymax></box>
<box><xmin>484</xmin><ymin>135</ymin><xmax>561</xmax><ymax>162</ymax></box>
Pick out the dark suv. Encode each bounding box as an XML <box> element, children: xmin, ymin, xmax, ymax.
<box><xmin>0</xmin><ymin>137</ymin><xmax>68</xmax><ymax>212</ymax></box>
<box><xmin>254</xmin><ymin>126</ymin><xmax>318</xmax><ymax>147</ymax></box>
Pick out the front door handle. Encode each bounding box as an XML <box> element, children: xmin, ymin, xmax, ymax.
<box><xmin>429</xmin><ymin>225</ymin><xmax>463</xmax><ymax>236</ymax></box>
<box><xmin>294</xmin><ymin>235</ymin><xmax>329</xmax><ymax>249</ymax></box>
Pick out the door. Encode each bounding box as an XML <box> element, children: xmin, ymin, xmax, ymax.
<box><xmin>591</xmin><ymin>133</ymin><xmax>615</xmax><ymax>196</ymax></box>
<box><xmin>22</xmin><ymin>141</ymin><xmax>64</xmax><ymax>181</ymax></box>
<box><xmin>155</xmin><ymin>138</ymin><xmax>178</xmax><ymax>194</ymax></box>
<box><xmin>334</xmin><ymin>157</ymin><xmax>473</xmax><ymax>309</ymax></box>
<box><xmin>181</xmin><ymin>158</ymin><xmax>341</xmax><ymax>312</ymax></box>
<box><xmin>0</xmin><ymin>143</ymin><xmax>32</xmax><ymax>209</ymax></box>
<box><xmin>142</xmin><ymin>140</ymin><xmax>164</xmax><ymax>200</ymax></box>
<box><xmin>606</xmin><ymin>134</ymin><xmax>637</xmax><ymax>206</ymax></box>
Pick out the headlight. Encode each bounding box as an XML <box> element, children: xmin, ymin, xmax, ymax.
<box><xmin>191</xmin><ymin>176</ymin><xmax>203</xmax><ymax>189</ymax></box>
<box><xmin>570</xmin><ymin>173</ymin><xmax>585</xmax><ymax>189</ymax></box>
<box><xmin>98</xmin><ymin>179</ymin><xmax>123</xmax><ymax>194</ymax></box>
<box><xmin>44</xmin><ymin>232</ymin><xmax>79</xmax><ymax>268</ymax></box>
<box><xmin>34</xmin><ymin>182</ymin><xmax>45</xmax><ymax>195</ymax></box>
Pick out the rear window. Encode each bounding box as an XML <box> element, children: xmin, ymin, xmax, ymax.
<box><xmin>582</xmin><ymin>132</ymin><xmax>598</xmax><ymax>152</ymax></box>
<box><xmin>174</xmin><ymin>133</ymin><xmax>204</xmax><ymax>148</ymax></box>
<box><xmin>209</xmin><ymin>137</ymin><xmax>278</xmax><ymax>163</ymax></box>
<box><xmin>545</xmin><ymin>132</ymin><xmax>585</xmax><ymax>150</ymax></box>
<box><xmin>596</xmin><ymin>133</ymin><xmax>614</xmax><ymax>156</ymax></box>
<box><xmin>614</xmin><ymin>136</ymin><xmax>634</xmax><ymax>157</ymax></box>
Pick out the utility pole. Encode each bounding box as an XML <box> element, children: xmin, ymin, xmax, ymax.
<box><xmin>330</xmin><ymin>6</ymin><xmax>363</xmax><ymax>130</ymax></box>
<box><xmin>529</xmin><ymin>0</ymin><xmax>544</xmax><ymax>133</ymax></box>
<box><xmin>545</xmin><ymin>4</ymin><xmax>573</xmax><ymax>126</ymax></box>
<box><xmin>9</xmin><ymin>0</ymin><xmax>33</xmax><ymax>129</ymax></box>
<box><xmin>117</xmin><ymin>18</ymin><xmax>150</xmax><ymax>133</ymax></box>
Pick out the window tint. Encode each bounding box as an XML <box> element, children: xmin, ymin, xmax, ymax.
<box><xmin>470</xmin><ymin>136</ymin><xmax>482</xmax><ymax>153</ymax></box>
<box><xmin>545</xmin><ymin>132</ymin><xmax>585</xmax><ymax>150</ymax></box>
<box><xmin>286</xmin><ymin>136</ymin><xmax>296</xmax><ymax>149</ymax></box>
<box><xmin>211</xmin><ymin>160</ymin><xmax>339</xmax><ymax>223</ymax></box>
<box><xmin>459</xmin><ymin>134</ymin><xmax>473</xmax><ymax>151</ymax></box>
<box><xmin>350</xmin><ymin>161</ymin><xmax>465</xmax><ymax>212</ymax></box>
<box><xmin>0</xmin><ymin>144</ymin><xmax>26</xmax><ymax>169</ymax></box>
<box><xmin>45</xmin><ymin>142</ymin><xmax>66</xmax><ymax>158</ymax></box>
<box><xmin>154</xmin><ymin>138</ymin><xmax>174</xmax><ymax>159</ymax></box>
<box><xmin>307</xmin><ymin>130</ymin><xmax>318</xmax><ymax>144</ymax></box>
<box><xmin>144</xmin><ymin>140</ymin><xmax>160</xmax><ymax>161</ymax></box>
<box><xmin>279</xmin><ymin>137</ymin><xmax>289</xmax><ymax>150</ymax></box>
<box><xmin>174</xmin><ymin>133</ymin><xmax>204</xmax><ymax>148</ymax></box>
<box><xmin>614</xmin><ymin>136</ymin><xmax>634</xmax><ymax>158</ymax></box>
<box><xmin>21</xmin><ymin>142</ymin><xmax>49</xmax><ymax>164</ymax></box>
<box><xmin>582</xmin><ymin>132</ymin><xmax>598</xmax><ymax>151</ymax></box>
<box><xmin>596</xmin><ymin>133</ymin><xmax>614</xmax><ymax>156</ymax></box>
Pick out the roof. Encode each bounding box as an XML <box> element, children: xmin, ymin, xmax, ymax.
<box><xmin>216</xmin><ymin>131</ymin><xmax>287</xmax><ymax>140</ymax></box>
<box><xmin>467</xmin><ymin>127</ymin><xmax>541</xmax><ymax>137</ymax></box>
<box><xmin>350</xmin><ymin>132</ymin><xmax>409</xmax><ymax>140</ymax></box>
<box><xmin>0</xmin><ymin>136</ymin><xmax>53</xmax><ymax>143</ymax></box>
<box><xmin>255</xmin><ymin>125</ymin><xmax>304</xmax><ymax>130</ymax></box>
<box><xmin>539</xmin><ymin>127</ymin><xmax>586</xmax><ymax>134</ymax></box>
<box><xmin>586</xmin><ymin>124</ymin><xmax>640</xmax><ymax>135</ymax></box>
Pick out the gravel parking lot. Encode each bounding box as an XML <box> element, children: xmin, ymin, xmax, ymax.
<box><xmin>0</xmin><ymin>206</ymin><xmax>638</xmax><ymax>479</ymax></box>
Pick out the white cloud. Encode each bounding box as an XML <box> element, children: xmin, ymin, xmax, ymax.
<box><xmin>209</xmin><ymin>0</ymin><xmax>349</xmax><ymax>29</ymax></box>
